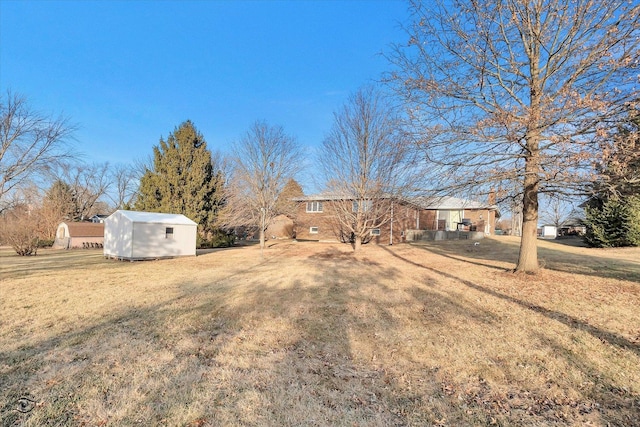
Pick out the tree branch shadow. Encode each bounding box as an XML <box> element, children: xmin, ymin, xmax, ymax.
<box><xmin>410</xmin><ymin>238</ymin><xmax>640</xmax><ymax>282</ymax></box>
<box><xmin>379</xmin><ymin>245</ymin><xmax>640</xmax><ymax>357</ymax></box>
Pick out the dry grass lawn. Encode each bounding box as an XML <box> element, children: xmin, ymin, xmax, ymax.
<box><xmin>1</xmin><ymin>236</ymin><xmax>639</xmax><ymax>426</ymax></box>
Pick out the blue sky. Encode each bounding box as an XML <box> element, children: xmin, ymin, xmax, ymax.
<box><xmin>1</xmin><ymin>0</ymin><xmax>410</xmax><ymax>189</ymax></box>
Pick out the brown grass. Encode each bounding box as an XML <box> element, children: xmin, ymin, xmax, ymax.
<box><xmin>1</xmin><ymin>237</ymin><xmax>639</xmax><ymax>426</ymax></box>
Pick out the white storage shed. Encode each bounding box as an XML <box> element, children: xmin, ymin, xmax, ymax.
<box><xmin>104</xmin><ymin>210</ymin><xmax>197</xmax><ymax>260</ymax></box>
<box><xmin>539</xmin><ymin>225</ymin><xmax>558</xmax><ymax>239</ymax></box>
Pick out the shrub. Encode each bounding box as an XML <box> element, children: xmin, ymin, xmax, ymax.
<box><xmin>37</xmin><ymin>239</ymin><xmax>55</xmax><ymax>248</ymax></box>
<box><xmin>0</xmin><ymin>206</ymin><xmax>41</xmax><ymax>256</ymax></box>
<box><xmin>197</xmin><ymin>229</ymin><xmax>235</xmax><ymax>249</ymax></box>
<box><xmin>584</xmin><ymin>195</ymin><xmax>640</xmax><ymax>247</ymax></box>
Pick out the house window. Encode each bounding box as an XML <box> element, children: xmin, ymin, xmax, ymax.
<box><xmin>352</xmin><ymin>200</ymin><xmax>372</xmax><ymax>212</ymax></box>
<box><xmin>165</xmin><ymin>227</ymin><xmax>174</xmax><ymax>239</ymax></box>
<box><xmin>370</xmin><ymin>228</ymin><xmax>381</xmax><ymax>236</ymax></box>
<box><xmin>306</xmin><ymin>201</ymin><xmax>323</xmax><ymax>212</ymax></box>
<box><xmin>309</xmin><ymin>226</ymin><xmax>319</xmax><ymax>234</ymax></box>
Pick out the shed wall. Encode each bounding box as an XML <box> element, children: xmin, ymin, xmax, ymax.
<box><xmin>103</xmin><ymin>214</ymin><xmax>133</xmax><ymax>259</ymax></box>
<box><xmin>131</xmin><ymin>223</ymin><xmax>196</xmax><ymax>259</ymax></box>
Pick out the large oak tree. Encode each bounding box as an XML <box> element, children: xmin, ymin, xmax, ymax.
<box><xmin>388</xmin><ymin>0</ymin><xmax>639</xmax><ymax>272</ymax></box>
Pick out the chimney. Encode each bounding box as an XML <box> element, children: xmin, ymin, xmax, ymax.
<box><xmin>488</xmin><ymin>188</ymin><xmax>496</xmax><ymax>205</ymax></box>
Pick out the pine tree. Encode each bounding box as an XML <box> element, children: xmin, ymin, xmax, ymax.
<box><xmin>274</xmin><ymin>178</ymin><xmax>304</xmax><ymax>218</ymax></box>
<box><xmin>584</xmin><ymin>196</ymin><xmax>640</xmax><ymax>248</ymax></box>
<box><xmin>135</xmin><ymin>121</ymin><xmax>223</xmax><ymax>235</ymax></box>
<box><xmin>584</xmin><ymin>110</ymin><xmax>640</xmax><ymax>248</ymax></box>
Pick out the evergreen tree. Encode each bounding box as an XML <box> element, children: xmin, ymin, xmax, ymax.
<box><xmin>135</xmin><ymin>121</ymin><xmax>223</xmax><ymax>235</ymax></box>
<box><xmin>274</xmin><ymin>178</ymin><xmax>304</xmax><ymax>218</ymax></box>
<box><xmin>44</xmin><ymin>180</ymin><xmax>75</xmax><ymax>220</ymax></box>
<box><xmin>39</xmin><ymin>180</ymin><xmax>76</xmax><ymax>239</ymax></box>
<box><xmin>584</xmin><ymin>196</ymin><xmax>640</xmax><ymax>248</ymax></box>
<box><xmin>584</xmin><ymin>109</ymin><xmax>640</xmax><ymax>247</ymax></box>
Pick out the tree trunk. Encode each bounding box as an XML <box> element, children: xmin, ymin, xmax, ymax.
<box><xmin>517</xmin><ymin>211</ymin><xmax>539</xmax><ymax>273</ymax></box>
<box><xmin>516</xmin><ymin>36</ymin><xmax>542</xmax><ymax>274</ymax></box>
<box><xmin>516</xmin><ymin>145</ymin><xmax>540</xmax><ymax>273</ymax></box>
<box><xmin>259</xmin><ymin>209</ymin><xmax>266</xmax><ymax>258</ymax></box>
<box><xmin>353</xmin><ymin>214</ymin><xmax>363</xmax><ymax>252</ymax></box>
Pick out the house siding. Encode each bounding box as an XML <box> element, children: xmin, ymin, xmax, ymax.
<box><xmin>295</xmin><ymin>201</ymin><xmax>341</xmax><ymax>241</ymax></box>
<box><xmin>294</xmin><ymin>197</ymin><xmax>498</xmax><ymax>245</ymax></box>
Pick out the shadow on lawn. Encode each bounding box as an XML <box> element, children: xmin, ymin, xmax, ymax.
<box><xmin>0</xmin><ymin>249</ymin><xmax>117</xmax><ymax>280</ymax></box>
<box><xmin>1</xmin><ymin>247</ymin><xmax>437</xmax><ymax>426</ymax></box>
<box><xmin>380</xmin><ymin>245</ymin><xmax>640</xmax><ymax>358</ymax></box>
<box><xmin>414</xmin><ymin>237</ymin><xmax>640</xmax><ymax>282</ymax></box>
<box><xmin>380</xmin><ymin>245</ymin><xmax>640</xmax><ymax>425</ymax></box>
<box><xmin>539</xmin><ymin>333</ymin><xmax>640</xmax><ymax>426</ymax></box>
<box><xmin>4</xmin><ymin>244</ymin><xmax>638</xmax><ymax>426</ymax></box>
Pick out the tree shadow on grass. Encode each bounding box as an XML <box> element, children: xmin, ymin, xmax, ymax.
<box><xmin>380</xmin><ymin>245</ymin><xmax>640</xmax><ymax>425</ymax></box>
<box><xmin>0</xmin><ymin>249</ymin><xmax>117</xmax><ymax>280</ymax></box>
<box><xmin>4</xmin><ymin>243</ymin><xmax>637</xmax><ymax>426</ymax></box>
<box><xmin>534</xmin><ymin>333</ymin><xmax>640</xmax><ymax>427</ymax></box>
<box><xmin>412</xmin><ymin>237</ymin><xmax>640</xmax><ymax>282</ymax></box>
<box><xmin>2</xmin><ymin>247</ymin><xmax>430</xmax><ymax>426</ymax></box>
<box><xmin>380</xmin><ymin>245</ymin><xmax>640</xmax><ymax>358</ymax></box>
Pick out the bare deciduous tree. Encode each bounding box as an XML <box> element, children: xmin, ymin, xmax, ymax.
<box><xmin>221</xmin><ymin>121</ymin><xmax>301</xmax><ymax>256</ymax></box>
<box><xmin>319</xmin><ymin>87</ymin><xmax>416</xmax><ymax>251</ymax></box>
<box><xmin>0</xmin><ymin>203</ymin><xmax>40</xmax><ymax>255</ymax></box>
<box><xmin>540</xmin><ymin>196</ymin><xmax>580</xmax><ymax>230</ymax></box>
<box><xmin>388</xmin><ymin>0</ymin><xmax>639</xmax><ymax>272</ymax></box>
<box><xmin>51</xmin><ymin>162</ymin><xmax>111</xmax><ymax>220</ymax></box>
<box><xmin>108</xmin><ymin>163</ymin><xmax>140</xmax><ymax>210</ymax></box>
<box><xmin>0</xmin><ymin>90</ymin><xmax>76</xmax><ymax>212</ymax></box>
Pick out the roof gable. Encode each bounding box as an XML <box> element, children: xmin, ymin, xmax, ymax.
<box><xmin>65</xmin><ymin>222</ymin><xmax>104</xmax><ymax>237</ymax></box>
<box><xmin>111</xmin><ymin>210</ymin><xmax>197</xmax><ymax>226</ymax></box>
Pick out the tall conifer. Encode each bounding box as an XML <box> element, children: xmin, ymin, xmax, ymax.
<box><xmin>136</xmin><ymin>121</ymin><xmax>222</xmax><ymax>234</ymax></box>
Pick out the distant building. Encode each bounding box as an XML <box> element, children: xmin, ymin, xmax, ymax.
<box><xmin>103</xmin><ymin>210</ymin><xmax>197</xmax><ymax>260</ymax></box>
<box><xmin>293</xmin><ymin>194</ymin><xmax>500</xmax><ymax>244</ymax></box>
<box><xmin>538</xmin><ymin>225</ymin><xmax>557</xmax><ymax>239</ymax></box>
<box><xmin>90</xmin><ymin>214</ymin><xmax>109</xmax><ymax>223</ymax></box>
<box><xmin>53</xmin><ymin>222</ymin><xmax>104</xmax><ymax>249</ymax></box>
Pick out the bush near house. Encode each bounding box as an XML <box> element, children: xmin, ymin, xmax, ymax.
<box><xmin>197</xmin><ymin>229</ymin><xmax>235</xmax><ymax>249</ymax></box>
<box><xmin>583</xmin><ymin>195</ymin><xmax>640</xmax><ymax>247</ymax></box>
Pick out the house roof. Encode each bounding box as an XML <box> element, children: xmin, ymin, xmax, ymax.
<box><xmin>65</xmin><ymin>222</ymin><xmax>104</xmax><ymax>237</ymax></box>
<box><xmin>111</xmin><ymin>210</ymin><xmax>197</xmax><ymax>226</ymax></box>
<box><xmin>292</xmin><ymin>192</ymin><xmax>355</xmax><ymax>202</ymax></box>
<box><xmin>295</xmin><ymin>194</ymin><xmax>499</xmax><ymax>212</ymax></box>
<box><xmin>411</xmin><ymin>196</ymin><xmax>499</xmax><ymax>211</ymax></box>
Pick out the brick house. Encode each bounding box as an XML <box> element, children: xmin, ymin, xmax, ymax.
<box><xmin>293</xmin><ymin>194</ymin><xmax>499</xmax><ymax>244</ymax></box>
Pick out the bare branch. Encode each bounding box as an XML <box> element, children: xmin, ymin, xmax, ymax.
<box><xmin>0</xmin><ymin>90</ymin><xmax>76</xmax><ymax>212</ymax></box>
<box><xmin>220</xmin><ymin>121</ymin><xmax>302</xmax><ymax>254</ymax></box>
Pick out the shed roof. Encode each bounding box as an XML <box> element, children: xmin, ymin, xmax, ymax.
<box><xmin>112</xmin><ymin>210</ymin><xmax>197</xmax><ymax>226</ymax></box>
<box><xmin>65</xmin><ymin>222</ymin><xmax>105</xmax><ymax>237</ymax></box>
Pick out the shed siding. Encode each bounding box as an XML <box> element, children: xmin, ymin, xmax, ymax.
<box><xmin>131</xmin><ymin>223</ymin><xmax>196</xmax><ymax>258</ymax></box>
<box><xmin>104</xmin><ymin>213</ymin><xmax>133</xmax><ymax>259</ymax></box>
<box><xmin>104</xmin><ymin>210</ymin><xmax>197</xmax><ymax>260</ymax></box>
